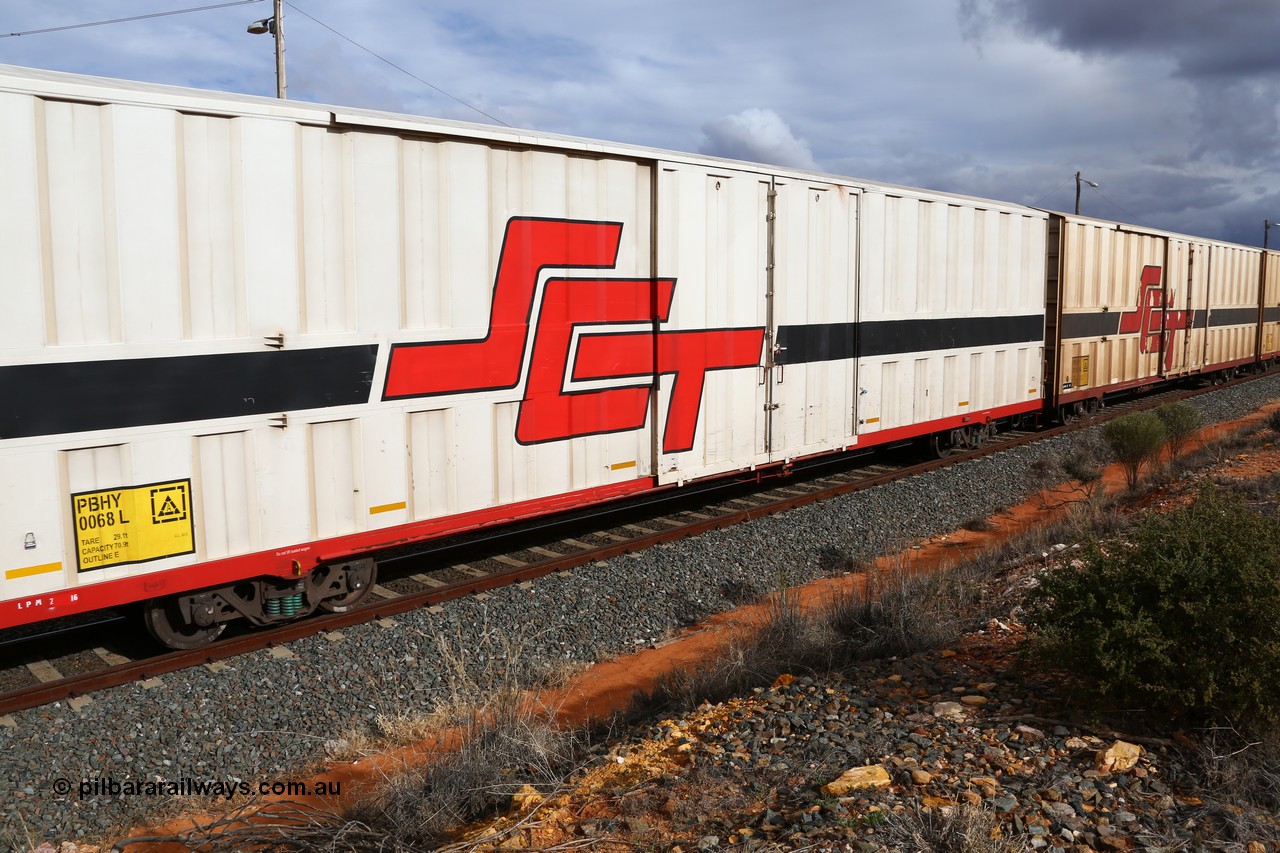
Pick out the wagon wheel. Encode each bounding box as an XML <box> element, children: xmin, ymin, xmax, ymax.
<box><xmin>143</xmin><ymin>596</ymin><xmax>226</xmax><ymax>650</ymax></box>
<box><xmin>929</xmin><ymin>432</ymin><xmax>957</xmax><ymax>458</ymax></box>
<box><xmin>319</xmin><ymin>560</ymin><xmax>377</xmax><ymax>612</ymax></box>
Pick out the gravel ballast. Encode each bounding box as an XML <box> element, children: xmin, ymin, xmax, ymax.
<box><xmin>3</xmin><ymin>376</ymin><xmax>1279</xmax><ymax>846</ymax></box>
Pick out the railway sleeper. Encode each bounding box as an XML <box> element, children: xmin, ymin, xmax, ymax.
<box><xmin>142</xmin><ymin>558</ymin><xmax>376</xmax><ymax>649</ymax></box>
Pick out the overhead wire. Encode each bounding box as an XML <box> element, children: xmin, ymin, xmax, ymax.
<box><xmin>1027</xmin><ymin>176</ymin><xmax>1073</xmax><ymax>210</ymax></box>
<box><xmin>1090</xmin><ymin>187</ymin><xmax>1155</xmax><ymax>228</ymax></box>
<box><xmin>1028</xmin><ymin>175</ymin><xmax>1152</xmax><ymax>228</ymax></box>
<box><xmin>2</xmin><ymin>1</ymin><xmax>511</xmax><ymax>129</ymax></box>
<box><xmin>283</xmin><ymin>2</ymin><xmax>511</xmax><ymax>127</ymax></box>
<box><xmin>2</xmin><ymin>1</ymin><xmax>264</xmax><ymax>38</ymax></box>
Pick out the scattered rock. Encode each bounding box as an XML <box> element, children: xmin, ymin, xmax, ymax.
<box><xmin>510</xmin><ymin>784</ymin><xmax>543</xmax><ymax>813</ymax></box>
<box><xmin>1095</xmin><ymin>740</ymin><xmax>1142</xmax><ymax>774</ymax></box>
<box><xmin>822</xmin><ymin>765</ymin><xmax>892</xmax><ymax>795</ymax></box>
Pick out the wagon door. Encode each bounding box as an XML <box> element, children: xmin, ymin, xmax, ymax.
<box><xmin>767</xmin><ymin>179</ymin><xmax>859</xmax><ymax>461</ymax></box>
<box><xmin>653</xmin><ymin>162</ymin><xmax>771</xmax><ymax>484</ymax></box>
<box><xmin>1161</xmin><ymin>239</ymin><xmax>1201</xmax><ymax>377</ymax></box>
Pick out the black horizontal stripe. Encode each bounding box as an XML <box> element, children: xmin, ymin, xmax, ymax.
<box><xmin>1209</xmin><ymin>307</ymin><xmax>1260</xmax><ymax>327</ymax></box>
<box><xmin>1062</xmin><ymin>307</ymin><xmax>1269</xmax><ymax>340</ymax></box>
<box><xmin>775</xmin><ymin>314</ymin><xmax>1043</xmax><ymax>364</ymax></box>
<box><xmin>858</xmin><ymin>314</ymin><xmax>1043</xmax><ymax>359</ymax></box>
<box><xmin>775</xmin><ymin>323</ymin><xmax>856</xmax><ymax>364</ymax></box>
<box><xmin>0</xmin><ymin>345</ymin><xmax>378</xmax><ymax>439</ymax></box>
<box><xmin>1060</xmin><ymin>312</ymin><xmax>1122</xmax><ymax>340</ymax></box>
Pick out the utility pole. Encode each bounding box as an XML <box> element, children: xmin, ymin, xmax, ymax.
<box><xmin>247</xmin><ymin>0</ymin><xmax>286</xmax><ymax>99</ymax></box>
<box><xmin>273</xmin><ymin>0</ymin><xmax>285</xmax><ymax>100</ymax></box>
<box><xmin>1074</xmin><ymin>171</ymin><xmax>1098</xmax><ymax>216</ymax></box>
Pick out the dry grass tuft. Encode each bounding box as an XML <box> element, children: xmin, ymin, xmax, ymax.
<box><xmin>649</xmin><ymin>549</ymin><xmax>1012</xmax><ymax>712</ymax></box>
<box><xmin>878</xmin><ymin>802</ymin><xmax>1032</xmax><ymax>853</ymax></box>
<box><xmin>1185</xmin><ymin>727</ymin><xmax>1280</xmax><ymax>846</ymax></box>
<box><xmin>339</xmin><ymin>622</ymin><xmax>590</xmax><ymax>848</ymax></box>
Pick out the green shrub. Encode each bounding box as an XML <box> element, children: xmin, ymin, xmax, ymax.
<box><xmin>1155</xmin><ymin>401</ymin><xmax>1202</xmax><ymax>459</ymax></box>
<box><xmin>1027</xmin><ymin>487</ymin><xmax>1280</xmax><ymax>729</ymax></box>
<box><xmin>1103</xmin><ymin>411</ymin><xmax>1167</xmax><ymax>489</ymax></box>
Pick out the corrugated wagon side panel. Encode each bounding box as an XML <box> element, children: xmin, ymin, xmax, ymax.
<box><xmin>0</xmin><ymin>92</ymin><xmax>46</xmax><ymax>349</ymax></box>
<box><xmin>1057</xmin><ymin>219</ymin><xmax>1164</xmax><ymax>396</ymax></box>
<box><xmin>856</xmin><ymin>193</ymin><xmax>1043</xmax><ymax>437</ymax></box>
<box><xmin>43</xmin><ymin>100</ymin><xmax>114</xmax><ymax>345</ymax></box>
<box><xmin>1263</xmin><ymin>251</ymin><xmax>1280</xmax><ymax>358</ymax></box>
<box><xmin>238</xmin><ymin>118</ymin><xmax>300</xmax><ymax>340</ymax></box>
<box><xmin>0</xmin><ymin>453</ymin><xmax>65</xmax><ymax>602</ymax></box>
<box><xmin>349</xmin><ymin>132</ymin><xmax>403</xmax><ymax>334</ymax></box>
<box><xmin>180</xmin><ymin>114</ymin><xmax>243</xmax><ymax>339</ymax></box>
<box><xmin>194</xmin><ymin>431</ymin><xmax>258</xmax><ymax>560</ymax></box>
<box><xmin>400</xmin><ymin>140</ymin><xmax>490</xmax><ymax>332</ymax></box>
<box><xmin>1204</xmin><ymin>244</ymin><xmax>1260</xmax><ymax>370</ymax></box>
<box><xmin>654</xmin><ymin>162</ymin><xmax>769</xmax><ymax>483</ymax></box>
<box><xmin>298</xmin><ymin>128</ymin><xmax>351</xmax><ymax>334</ymax></box>
<box><xmin>109</xmin><ymin>104</ymin><xmax>183</xmax><ymax>344</ymax></box>
<box><xmin>768</xmin><ymin>180</ymin><xmax>858</xmax><ymax>458</ymax></box>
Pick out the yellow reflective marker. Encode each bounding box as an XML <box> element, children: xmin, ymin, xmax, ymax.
<box><xmin>609</xmin><ymin>460</ymin><xmax>637</xmax><ymax>471</ymax></box>
<box><xmin>369</xmin><ymin>501</ymin><xmax>407</xmax><ymax>515</ymax></box>
<box><xmin>72</xmin><ymin>480</ymin><xmax>194</xmax><ymax>572</ymax></box>
<box><xmin>5</xmin><ymin>561</ymin><xmax>61</xmax><ymax>580</ymax></box>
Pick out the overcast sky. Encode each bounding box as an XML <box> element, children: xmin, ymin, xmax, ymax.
<box><xmin>3</xmin><ymin>0</ymin><xmax>1279</xmax><ymax>247</ymax></box>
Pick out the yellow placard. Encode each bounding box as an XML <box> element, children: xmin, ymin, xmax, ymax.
<box><xmin>72</xmin><ymin>480</ymin><xmax>195</xmax><ymax>572</ymax></box>
<box><xmin>1071</xmin><ymin>355</ymin><xmax>1090</xmax><ymax>388</ymax></box>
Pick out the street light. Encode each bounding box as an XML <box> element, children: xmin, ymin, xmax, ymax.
<box><xmin>1074</xmin><ymin>171</ymin><xmax>1098</xmax><ymax>216</ymax></box>
<box><xmin>1266</xmin><ymin>219</ymin><xmax>1278</xmax><ymax>251</ymax></box>
<box><xmin>247</xmin><ymin>0</ymin><xmax>285</xmax><ymax>99</ymax></box>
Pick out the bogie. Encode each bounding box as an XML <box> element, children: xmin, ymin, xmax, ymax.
<box><xmin>141</xmin><ymin>559</ymin><xmax>377</xmax><ymax>649</ymax></box>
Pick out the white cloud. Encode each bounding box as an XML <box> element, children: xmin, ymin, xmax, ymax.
<box><xmin>699</xmin><ymin>108</ymin><xmax>818</xmax><ymax>171</ymax></box>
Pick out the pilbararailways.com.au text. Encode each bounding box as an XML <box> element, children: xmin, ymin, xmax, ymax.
<box><xmin>56</xmin><ymin>777</ymin><xmax>341</xmax><ymax>800</ymax></box>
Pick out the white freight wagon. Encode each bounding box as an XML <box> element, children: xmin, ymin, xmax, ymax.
<box><xmin>0</xmin><ymin>65</ymin><xmax>1044</xmax><ymax>646</ymax></box>
<box><xmin>1046</xmin><ymin>212</ymin><xmax>1269</xmax><ymax>419</ymax></box>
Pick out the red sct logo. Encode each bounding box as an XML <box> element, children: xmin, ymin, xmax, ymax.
<box><xmin>1117</xmin><ymin>265</ymin><xmax>1190</xmax><ymax>371</ymax></box>
<box><xmin>382</xmin><ymin>217</ymin><xmax>766</xmax><ymax>453</ymax></box>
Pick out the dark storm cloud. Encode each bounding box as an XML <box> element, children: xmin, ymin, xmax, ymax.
<box><xmin>961</xmin><ymin>0</ymin><xmax>1280</xmax><ymax>79</ymax></box>
<box><xmin>961</xmin><ymin>0</ymin><xmax>1280</xmax><ymax>170</ymax></box>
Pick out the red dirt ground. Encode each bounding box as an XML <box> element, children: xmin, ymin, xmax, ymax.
<box><xmin>111</xmin><ymin>403</ymin><xmax>1280</xmax><ymax>852</ymax></box>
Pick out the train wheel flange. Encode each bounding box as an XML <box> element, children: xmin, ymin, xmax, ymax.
<box><xmin>930</xmin><ymin>432</ymin><xmax>956</xmax><ymax>458</ymax></box>
<box><xmin>143</xmin><ymin>596</ymin><xmax>226</xmax><ymax>649</ymax></box>
<box><xmin>319</xmin><ymin>559</ymin><xmax>377</xmax><ymax>612</ymax></box>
